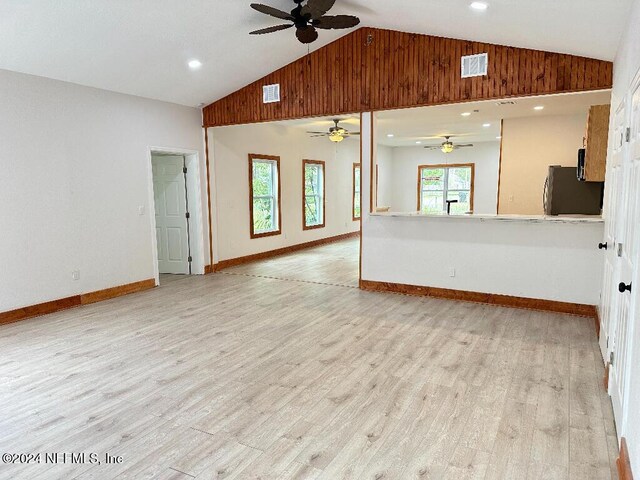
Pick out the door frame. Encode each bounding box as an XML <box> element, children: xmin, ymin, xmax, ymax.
<box><xmin>614</xmin><ymin>70</ymin><xmax>640</xmax><ymax>438</ymax></box>
<box><xmin>601</xmin><ymin>100</ymin><xmax>628</xmax><ymax>361</ymax></box>
<box><xmin>147</xmin><ymin>146</ymin><xmax>206</xmax><ymax>285</ymax></box>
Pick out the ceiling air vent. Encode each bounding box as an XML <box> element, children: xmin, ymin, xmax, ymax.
<box><xmin>461</xmin><ymin>53</ymin><xmax>488</xmax><ymax>78</ymax></box>
<box><xmin>496</xmin><ymin>100</ymin><xmax>517</xmax><ymax>106</ymax></box>
<box><xmin>263</xmin><ymin>84</ymin><xmax>280</xmax><ymax>104</ymax></box>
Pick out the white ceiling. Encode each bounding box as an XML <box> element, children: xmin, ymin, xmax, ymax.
<box><xmin>276</xmin><ymin>115</ymin><xmax>361</xmax><ymax>130</ymax></box>
<box><xmin>0</xmin><ymin>1</ymin><xmax>631</xmax><ymax>107</ymax></box>
<box><xmin>275</xmin><ymin>90</ymin><xmax>611</xmax><ymax>145</ymax></box>
<box><xmin>375</xmin><ymin>90</ymin><xmax>612</xmax><ymax>146</ymax></box>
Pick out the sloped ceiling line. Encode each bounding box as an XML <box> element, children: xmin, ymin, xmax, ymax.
<box><xmin>203</xmin><ymin>27</ymin><xmax>613</xmax><ymax>127</ymax></box>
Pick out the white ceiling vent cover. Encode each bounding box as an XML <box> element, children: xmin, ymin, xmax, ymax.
<box><xmin>461</xmin><ymin>53</ymin><xmax>488</xmax><ymax>78</ymax></box>
<box><xmin>263</xmin><ymin>84</ymin><xmax>280</xmax><ymax>104</ymax></box>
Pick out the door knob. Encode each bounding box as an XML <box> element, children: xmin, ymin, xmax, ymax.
<box><xmin>619</xmin><ymin>282</ymin><xmax>632</xmax><ymax>294</ymax></box>
<box><xmin>599</xmin><ymin>242</ymin><xmax>608</xmax><ymax>250</ymax></box>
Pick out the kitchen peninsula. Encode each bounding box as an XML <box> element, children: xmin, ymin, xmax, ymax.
<box><xmin>361</xmin><ymin>211</ymin><xmax>604</xmax><ymax>311</ymax></box>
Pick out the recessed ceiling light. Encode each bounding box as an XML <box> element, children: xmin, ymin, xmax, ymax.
<box><xmin>387</xmin><ymin>134</ymin><xmax>394</xmax><ymax>138</ymax></box>
<box><xmin>496</xmin><ymin>136</ymin><xmax>502</xmax><ymax>139</ymax></box>
<box><xmin>461</xmin><ymin>112</ymin><xmax>472</xmax><ymax>117</ymax></box>
<box><xmin>534</xmin><ymin>105</ymin><xmax>545</xmax><ymax>111</ymax></box>
<box><xmin>483</xmin><ymin>123</ymin><xmax>491</xmax><ymax>127</ymax></box>
<box><xmin>188</xmin><ymin>59</ymin><xmax>202</xmax><ymax>70</ymax></box>
<box><xmin>470</xmin><ymin>2</ymin><xmax>488</xmax><ymax>11</ymax></box>
<box><xmin>416</xmin><ymin>141</ymin><xmax>422</xmax><ymax>144</ymax></box>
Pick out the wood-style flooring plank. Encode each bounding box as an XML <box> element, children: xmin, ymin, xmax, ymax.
<box><xmin>0</xmin><ymin>239</ymin><xmax>617</xmax><ymax>480</ymax></box>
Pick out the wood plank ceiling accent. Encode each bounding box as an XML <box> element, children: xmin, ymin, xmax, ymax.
<box><xmin>203</xmin><ymin>27</ymin><xmax>613</xmax><ymax>127</ymax></box>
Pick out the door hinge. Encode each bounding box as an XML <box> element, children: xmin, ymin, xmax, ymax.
<box><xmin>185</xmin><ymin>212</ymin><xmax>190</xmax><ymax>219</ymax></box>
<box><xmin>610</xmin><ymin>351</ymin><xmax>615</xmax><ymax>366</ymax></box>
<box><xmin>626</xmin><ymin>127</ymin><xmax>631</xmax><ymax>143</ymax></box>
<box><xmin>183</xmin><ymin>167</ymin><xmax>188</xmax><ymax>174</ymax></box>
<box><xmin>188</xmin><ymin>256</ymin><xmax>192</xmax><ymax>263</ymax></box>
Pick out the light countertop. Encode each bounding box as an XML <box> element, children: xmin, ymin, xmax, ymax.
<box><xmin>369</xmin><ymin>212</ymin><xmax>604</xmax><ymax>224</ymax></box>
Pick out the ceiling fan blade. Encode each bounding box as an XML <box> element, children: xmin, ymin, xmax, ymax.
<box><xmin>344</xmin><ymin>132</ymin><xmax>361</xmax><ymax>136</ymax></box>
<box><xmin>301</xmin><ymin>0</ymin><xmax>336</xmax><ymax>19</ymax></box>
<box><xmin>310</xmin><ymin>134</ymin><xmax>328</xmax><ymax>137</ymax></box>
<box><xmin>250</xmin><ymin>4</ymin><xmax>294</xmax><ymax>20</ymax></box>
<box><xmin>313</xmin><ymin>15</ymin><xmax>361</xmax><ymax>29</ymax></box>
<box><xmin>296</xmin><ymin>26</ymin><xmax>319</xmax><ymax>44</ymax></box>
<box><xmin>307</xmin><ymin>131</ymin><xmax>328</xmax><ymax>134</ymax></box>
<box><xmin>250</xmin><ymin>24</ymin><xmax>294</xmax><ymax>35</ymax></box>
<box><xmin>423</xmin><ymin>146</ymin><xmax>441</xmax><ymax>149</ymax></box>
<box><xmin>456</xmin><ymin>144</ymin><xmax>475</xmax><ymax>148</ymax></box>
<box><xmin>422</xmin><ymin>134</ymin><xmax>465</xmax><ymax>139</ymax></box>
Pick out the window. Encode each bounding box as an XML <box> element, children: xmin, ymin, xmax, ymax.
<box><xmin>353</xmin><ymin>163</ymin><xmax>361</xmax><ymax>220</ymax></box>
<box><xmin>418</xmin><ymin>163</ymin><xmax>474</xmax><ymax>215</ymax></box>
<box><xmin>249</xmin><ymin>154</ymin><xmax>281</xmax><ymax>238</ymax></box>
<box><xmin>303</xmin><ymin>159</ymin><xmax>325</xmax><ymax>229</ymax></box>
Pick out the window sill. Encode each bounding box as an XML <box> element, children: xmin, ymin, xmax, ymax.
<box><xmin>250</xmin><ymin>229</ymin><xmax>282</xmax><ymax>239</ymax></box>
<box><xmin>303</xmin><ymin>224</ymin><xmax>326</xmax><ymax>231</ymax></box>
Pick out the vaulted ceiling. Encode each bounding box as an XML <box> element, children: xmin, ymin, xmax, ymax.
<box><xmin>0</xmin><ymin>0</ymin><xmax>632</xmax><ymax>107</ymax></box>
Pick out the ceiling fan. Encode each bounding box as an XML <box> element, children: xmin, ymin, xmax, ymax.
<box><xmin>424</xmin><ymin>136</ymin><xmax>474</xmax><ymax>154</ymax></box>
<box><xmin>307</xmin><ymin>119</ymin><xmax>360</xmax><ymax>143</ymax></box>
<box><xmin>249</xmin><ymin>0</ymin><xmax>361</xmax><ymax>44</ymax></box>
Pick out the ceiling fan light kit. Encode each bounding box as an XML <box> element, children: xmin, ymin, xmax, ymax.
<box><xmin>441</xmin><ymin>142</ymin><xmax>455</xmax><ymax>154</ymax></box>
<box><xmin>329</xmin><ymin>131</ymin><xmax>345</xmax><ymax>142</ymax></box>
<box><xmin>250</xmin><ymin>0</ymin><xmax>361</xmax><ymax>44</ymax></box>
<box><xmin>307</xmin><ymin>119</ymin><xmax>360</xmax><ymax>142</ymax></box>
<box><xmin>424</xmin><ymin>136</ymin><xmax>475</xmax><ymax>154</ymax></box>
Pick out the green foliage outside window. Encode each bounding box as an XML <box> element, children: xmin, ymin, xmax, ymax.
<box><xmin>420</xmin><ymin>166</ymin><xmax>472</xmax><ymax>215</ymax></box>
<box><xmin>305</xmin><ymin>163</ymin><xmax>323</xmax><ymax>227</ymax></box>
<box><xmin>353</xmin><ymin>166</ymin><xmax>361</xmax><ymax>219</ymax></box>
<box><xmin>252</xmin><ymin>160</ymin><xmax>278</xmax><ymax>234</ymax></box>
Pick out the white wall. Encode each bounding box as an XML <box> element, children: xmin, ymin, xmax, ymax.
<box><xmin>363</xmin><ymin>216</ymin><xmax>604</xmax><ymax>305</ymax></box>
<box><xmin>377</xmin><ymin>142</ymin><xmax>500</xmax><ymax>214</ymax></box>
<box><xmin>209</xmin><ymin>123</ymin><xmax>360</xmax><ymax>262</ymax></box>
<box><xmin>0</xmin><ymin>69</ymin><xmax>207</xmax><ymax>312</ymax></box>
<box><xmin>499</xmin><ymin>114</ymin><xmax>586</xmax><ymax>215</ymax></box>
<box><xmin>606</xmin><ymin>0</ymin><xmax>640</xmax><ymax>472</ymax></box>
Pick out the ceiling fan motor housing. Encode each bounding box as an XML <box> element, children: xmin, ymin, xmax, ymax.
<box><xmin>250</xmin><ymin>0</ymin><xmax>361</xmax><ymax>44</ymax></box>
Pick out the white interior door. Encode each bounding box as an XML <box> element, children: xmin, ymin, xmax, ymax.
<box><xmin>609</xmin><ymin>74</ymin><xmax>640</xmax><ymax>431</ymax></box>
<box><xmin>600</xmin><ymin>102</ymin><xmax>627</xmax><ymax>360</ymax></box>
<box><xmin>152</xmin><ymin>155</ymin><xmax>190</xmax><ymax>275</ymax></box>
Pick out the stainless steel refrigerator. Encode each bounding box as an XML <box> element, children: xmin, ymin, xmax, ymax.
<box><xmin>543</xmin><ymin>166</ymin><xmax>604</xmax><ymax>215</ymax></box>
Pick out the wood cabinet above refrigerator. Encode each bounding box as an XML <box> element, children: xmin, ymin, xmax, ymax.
<box><xmin>583</xmin><ymin>104</ymin><xmax>611</xmax><ymax>182</ymax></box>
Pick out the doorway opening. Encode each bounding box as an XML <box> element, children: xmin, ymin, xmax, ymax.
<box><xmin>207</xmin><ymin>115</ymin><xmax>361</xmax><ymax>288</ymax></box>
<box><xmin>148</xmin><ymin>148</ymin><xmax>205</xmax><ymax>286</ymax></box>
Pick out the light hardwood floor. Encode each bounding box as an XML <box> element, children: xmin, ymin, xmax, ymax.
<box><xmin>160</xmin><ymin>274</ymin><xmax>193</xmax><ymax>286</ymax></box>
<box><xmin>222</xmin><ymin>238</ymin><xmax>360</xmax><ymax>288</ymax></box>
<box><xmin>0</xmin><ymin>244</ymin><xmax>617</xmax><ymax>479</ymax></box>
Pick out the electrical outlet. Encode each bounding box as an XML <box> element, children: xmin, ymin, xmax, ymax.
<box><xmin>509</xmin><ymin>195</ymin><xmax>514</xmax><ymax>202</ymax></box>
<box><xmin>72</xmin><ymin>270</ymin><xmax>80</xmax><ymax>281</ymax></box>
<box><xmin>450</xmin><ymin>268</ymin><xmax>456</xmax><ymax>278</ymax></box>
<box><xmin>138</xmin><ymin>205</ymin><xmax>145</xmax><ymax>216</ymax></box>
